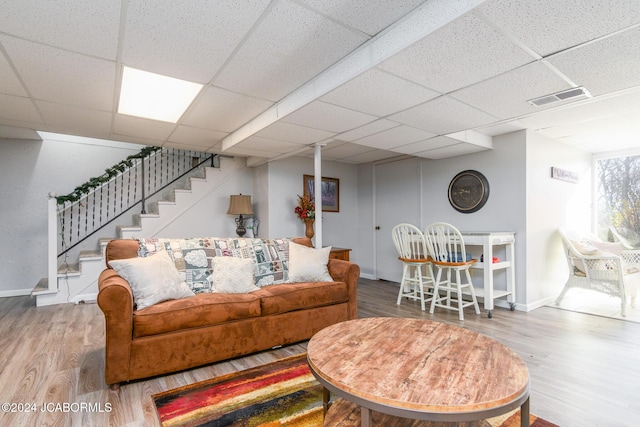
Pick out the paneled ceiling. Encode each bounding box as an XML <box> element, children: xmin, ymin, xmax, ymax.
<box><xmin>1</xmin><ymin>0</ymin><xmax>639</xmax><ymax>165</ymax></box>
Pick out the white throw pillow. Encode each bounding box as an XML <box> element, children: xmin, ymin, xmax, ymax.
<box><xmin>108</xmin><ymin>251</ymin><xmax>195</xmax><ymax>309</ymax></box>
<box><xmin>211</xmin><ymin>256</ymin><xmax>259</xmax><ymax>293</ymax></box>
<box><xmin>288</xmin><ymin>242</ymin><xmax>333</xmax><ymax>282</ymax></box>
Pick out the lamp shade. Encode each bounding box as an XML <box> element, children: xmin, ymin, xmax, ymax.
<box><xmin>227</xmin><ymin>194</ymin><xmax>253</xmax><ymax>215</ymax></box>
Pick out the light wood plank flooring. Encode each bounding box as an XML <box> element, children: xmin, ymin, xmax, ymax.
<box><xmin>1</xmin><ymin>278</ymin><xmax>639</xmax><ymax>427</ymax></box>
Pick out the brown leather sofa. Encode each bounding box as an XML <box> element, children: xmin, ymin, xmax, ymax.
<box><xmin>97</xmin><ymin>237</ymin><xmax>359</xmax><ymax>388</ymax></box>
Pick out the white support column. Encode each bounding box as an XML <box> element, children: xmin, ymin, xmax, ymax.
<box><xmin>47</xmin><ymin>195</ymin><xmax>58</xmax><ymax>292</ymax></box>
<box><xmin>314</xmin><ymin>144</ymin><xmax>324</xmax><ymax>249</ymax></box>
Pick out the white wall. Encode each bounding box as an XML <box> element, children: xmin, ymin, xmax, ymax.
<box><xmin>525</xmin><ymin>131</ymin><xmax>592</xmax><ymax>306</ymax></box>
<box><xmin>263</xmin><ymin>157</ymin><xmax>359</xmax><ymax>254</ymax></box>
<box><xmin>151</xmin><ymin>157</ymin><xmax>254</xmax><ymax>238</ymax></box>
<box><xmin>0</xmin><ymin>134</ymin><xmax>142</xmax><ymax>296</ymax></box>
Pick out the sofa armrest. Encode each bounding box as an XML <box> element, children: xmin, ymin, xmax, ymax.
<box><xmin>328</xmin><ymin>259</ymin><xmax>360</xmax><ymax>320</ymax></box>
<box><xmin>97</xmin><ymin>269</ymin><xmax>134</xmax><ymax>385</ymax></box>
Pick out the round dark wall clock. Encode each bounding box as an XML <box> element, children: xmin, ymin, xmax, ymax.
<box><xmin>448</xmin><ymin>170</ymin><xmax>490</xmax><ymax>213</ymax></box>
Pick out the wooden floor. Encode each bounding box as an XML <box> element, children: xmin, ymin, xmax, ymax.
<box><xmin>1</xmin><ymin>278</ymin><xmax>639</xmax><ymax>426</ymax></box>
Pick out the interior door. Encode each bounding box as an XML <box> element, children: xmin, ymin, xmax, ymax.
<box><xmin>375</xmin><ymin>158</ymin><xmax>421</xmax><ymax>282</ymax></box>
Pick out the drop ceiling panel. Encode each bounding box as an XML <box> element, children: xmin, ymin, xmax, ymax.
<box><xmin>547</xmin><ymin>26</ymin><xmax>640</xmax><ymax>97</ymax></box>
<box><xmin>392</xmin><ymin>135</ymin><xmax>458</xmax><ymax>155</ymax></box>
<box><xmin>537</xmin><ymin>110</ymin><xmax>640</xmax><ymax>143</ymax></box>
<box><xmin>379</xmin><ymin>12</ymin><xmax>534</xmax><ymax>93</ymax></box>
<box><xmin>255</xmin><ymin>121</ymin><xmax>335</xmax><ymax>145</ymax></box>
<box><xmin>0</xmin><ymin>54</ymin><xmax>27</xmax><ymax>97</ymax></box>
<box><xmin>450</xmin><ymin>61</ymin><xmax>572</xmax><ymax>119</ymax></box>
<box><xmin>281</xmin><ymin>101</ymin><xmax>377</xmax><ymax>133</ymax></box>
<box><xmin>168</xmin><ymin>126</ymin><xmax>228</xmax><ymax>150</ymax></box>
<box><xmin>321</xmin><ymin>68</ymin><xmax>439</xmax><ymax>117</ymax></box>
<box><xmin>352</xmin><ymin>124</ymin><xmax>435</xmax><ymax>150</ymax></box>
<box><xmin>519</xmin><ymin>89</ymin><xmax>640</xmax><ymax>130</ymax></box>
<box><xmin>122</xmin><ymin>0</ymin><xmax>271</xmax><ymax>83</ymax></box>
<box><xmin>0</xmin><ymin>94</ymin><xmax>42</xmax><ymax>124</ymax></box>
<box><xmin>213</xmin><ymin>0</ymin><xmax>367</xmax><ymax>101</ymax></box>
<box><xmin>235</xmin><ymin>135</ymin><xmax>305</xmax><ymax>153</ymax></box>
<box><xmin>182</xmin><ymin>86</ymin><xmax>273</xmax><ymax>133</ymax></box>
<box><xmin>336</xmin><ymin>119</ymin><xmax>400</xmax><ymax>142</ymax></box>
<box><xmin>0</xmin><ymin>0</ymin><xmax>121</xmax><ymax>59</ymax></box>
<box><xmin>114</xmin><ymin>115</ymin><xmax>176</xmax><ymax>140</ymax></box>
<box><xmin>477</xmin><ymin>0</ymin><xmax>640</xmax><ymax>57</ymax></box>
<box><xmin>298</xmin><ymin>0</ymin><xmax>427</xmax><ymax>36</ymax></box>
<box><xmin>341</xmin><ymin>148</ymin><xmax>402</xmax><ymax>163</ymax></box>
<box><xmin>36</xmin><ymin>101</ymin><xmax>112</xmax><ymax>140</ymax></box>
<box><xmin>389</xmin><ymin>96</ymin><xmax>498</xmax><ymax>135</ymax></box>
<box><xmin>415</xmin><ymin>142</ymin><xmax>490</xmax><ymax>159</ymax></box>
<box><xmin>320</xmin><ymin>140</ymin><xmax>381</xmax><ymax>158</ymax></box>
<box><xmin>1</xmin><ymin>37</ymin><xmax>115</xmax><ymax>111</ymax></box>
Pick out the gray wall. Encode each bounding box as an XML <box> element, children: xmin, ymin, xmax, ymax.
<box><xmin>0</xmin><ymin>134</ymin><xmax>141</xmax><ymax>297</ymax></box>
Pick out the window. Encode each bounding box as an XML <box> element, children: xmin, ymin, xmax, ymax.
<box><xmin>596</xmin><ymin>153</ymin><xmax>640</xmax><ymax>246</ymax></box>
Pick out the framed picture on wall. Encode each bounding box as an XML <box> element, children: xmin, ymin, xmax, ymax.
<box><xmin>303</xmin><ymin>174</ymin><xmax>340</xmax><ymax>212</ymax></box>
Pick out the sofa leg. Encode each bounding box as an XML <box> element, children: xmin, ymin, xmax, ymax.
<box><xmin>109</xmin><ymin>383</ymin><xmax>120</xmax><ymax>391</ymax></box>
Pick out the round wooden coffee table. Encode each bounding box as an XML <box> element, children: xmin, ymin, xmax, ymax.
<box><xmin>307</xmin><ymin>317</ymin><xmax>530</xmax><ymax>427</ymax></box>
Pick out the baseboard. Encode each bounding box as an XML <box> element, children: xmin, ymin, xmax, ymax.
<box><xmin>0</xmin><ymin>289</ymin><xmax>33</xmax><ymax>298</ymax></box>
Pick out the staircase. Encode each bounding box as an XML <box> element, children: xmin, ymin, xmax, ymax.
<box><xmin>33</xmin><ymin>155</ymin><xmax>245</xmax><ymax>306</ymax></box>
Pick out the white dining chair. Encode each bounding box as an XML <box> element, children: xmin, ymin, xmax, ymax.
<box><xmin>424</xmin><ymin>222</ymin><xmax>480</xmax><ymax>320</ymax></box>
<box><xmin>391</xmin><ymin>223</ymin><xmax>434</xmax><ymax>311</ymax></box>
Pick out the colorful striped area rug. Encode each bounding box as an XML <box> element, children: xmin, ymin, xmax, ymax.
<box><xmin>153</xmin><ymin>353</ymin><xmax>322</xmax><ymax>426</ymax></box>
<box><xmin>152</xmin><ymin>353</ymin><xmax>558</xmax><ymax>427</ymax></box>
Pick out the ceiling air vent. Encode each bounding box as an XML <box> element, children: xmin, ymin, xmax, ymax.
<box><xmin>528</xmin><ymin>86</ymin><xmax>592</xmax><ymax>107</ymax></box>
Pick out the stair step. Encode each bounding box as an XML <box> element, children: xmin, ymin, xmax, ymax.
<box><xmin>32</xmin><ymin>278</ymin><xmax>57</xmax><ymax>296</ymax></box>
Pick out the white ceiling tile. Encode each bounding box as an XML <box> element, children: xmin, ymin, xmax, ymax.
<box><xmin>352</xmin><ymin>125</ymin><xmax>435</xmax><ymax>150</ymax></box>
<box><xmin>214</xmin><ymin>0</ymin><xmax>367</xmax><ymax>101</ymax></box>
<box><xmin>389</xmin><ymin>96</ymin><xmax>499</xmax><ymax>134</ymax></box>
<box><xmin>478</xmin><ymin>0</ymin><xmax>640</xmax><ymax>57</ymax></box>
<box><xmin>0</xmin><ymin>0</ymin><xmax>120</xmax><ymax>58</ymax></box>
<box><xmin>1</xmin><ymin>37</ymin><xmax>115</xmax><ymax>111</ymax></box>
<box><xmin>182</xmin><ymin>86</ymin><xmax>273</xmax><ymax>133</ymax></box>
<box><xmin>0</xmin><ymin>94</ymin><xmax>42</xmax><ymax>124</ymax></box>
<box><xmin>519</xmin><ymin>89</ymin><xmax>640</xmax><ymax>130</ymax></box>
<box><xmin>336</xmin><ymin>119</ymin><xmax>400</xmax><ymax>142</ymax></box>
<box><xmin>235</xmin><ymin>135</ymin><xmax>304</xmax><ymax>153</ymax></box>
<box><xmin>281</xmin><ymin>101</ymin><xmax>377</xmax><ymax>133</ymax></box>
<box><xmin>415</xmin><ymin>142</ymin><xmax>491</xmax><ymax>159</ymax></box>
<box><xmin>164</xmin><ymin>140</ymin><xmax>219</xmax><ymax>152</ymax></box>
<box><xmin>169</xmin><ymin>126</ymin><xmax>228</xmax><ymax>149</ymax></box>
<box><xmin>223</xmin><ymin>145</ymin><xmax>282</xmax><ymax>159</ymax></box>
<box><xmin>450</xmin><ymin>61</ymin><xmax>571</xmax><ymax>119</ymax></box>
<box><xmin>547</xmin><ymin>26</ymin><xmax>640</xmax><ymax>97</ymax></box>
<box><xmin>475</xmin><ymin>121</ymin><xmax>527</xmax><ymax>137</ymax></box>
<box><xmin>379</xmin><ymin>12</ymin><xmax>533</xmax><ymax>93</ymax></box>
<box><xmin>298</xmin><ymin>0</ymin><xmax>426</xmax><ymax>36</ymax></box>
<box><xmin>114</xmin><ymin>114</ymin><xmax>175</xmax><ymax>140</ymax></box>
<box><xmin>36</xmin><ymin>101</ymin><xmax>112</xmax><ymax>140</ymax></box>
<box><xmin>122</xmin><ymin>0</ymin><xmax>271</xmax><ymax>83</ymax></box>
<box><xmin>321</xmin><ymin>69</ymin><xmax>439</xmax><ymax>116</ymax></box>
<box><xmin>0</xmin><ymin>53</ymin><xmax>27</xmax><ymax>97</ymax></box>
<box><xmin>392</xmin><ymin>136</ymin><xmax>458</xmax><ymax>155</ymax></box>
<box><xmin>342</xmin><ymin>149</ymin><xmax>403</xmax><ymax>163</ymax></box>
<box><xmin>256</xmin><ymin>121</ymin><xmax>335</xmax><ymax>144</ymax></box>
<box><xmin>321</xmin><ymin>141</ymin><xmax>380</xmax><ymax>158</ymax></box>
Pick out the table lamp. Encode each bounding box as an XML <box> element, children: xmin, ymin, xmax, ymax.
<box><xmin>227</xmin><ymin>194</ymin><xmax>253</xmax><ymax>237</ymax></box>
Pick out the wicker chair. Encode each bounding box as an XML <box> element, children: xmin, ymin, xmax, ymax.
<box><xmin>556</xmin><ymin>228</ymin><xmax>640</xmax><ymax>316</ymax></box>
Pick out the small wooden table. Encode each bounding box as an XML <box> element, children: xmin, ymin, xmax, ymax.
<box><xmin>329</xmin><ymin>247</ymin><xmax>351</xmax><ymax>261</ymax></box>
<box><xmin>307</xmin><ymin>317</ymin><xmax>530</xmax><ymax>427</ymax></box>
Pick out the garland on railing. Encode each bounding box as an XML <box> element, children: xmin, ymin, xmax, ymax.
<box><xmin>55</xmin><ymin>146</ymin><xmax>162</xmax><ymax>205</ymax></box>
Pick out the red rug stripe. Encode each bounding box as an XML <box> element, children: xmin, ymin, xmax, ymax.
<box><xmin>156</xmin><ymin>357</ymin><xmax>312</xmax><ymax>421</ymax></box>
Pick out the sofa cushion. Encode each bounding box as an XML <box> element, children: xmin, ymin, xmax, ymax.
<box><xmin>133</xmin><ymin>292</ymin><xmax>262</xmax><ymax>338</ymax></box>
<box><xmin>211</xmin><ymin>256</ymin><xmax>259</xmax><ymax>293</ymax></box>
<box><xmin>287</xmin><ymin>242</ymin><xmax>332</xmax><ymax>282</ymax></box>
<box><xmin>255</xmin><ymin>281</ymin><xmax>349</xmax><ymax>316</ymax></box>
<box><xmin>137</xmin><ymin>237</ymin><xmax>292</xmax><ymax>292</ymax></box>
<box><xmin>108</xmin><ymin>251</ymin><xmax>195</xmax><ymax>309</ymax></box>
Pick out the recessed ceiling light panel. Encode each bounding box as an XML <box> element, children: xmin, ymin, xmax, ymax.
<box><xmin>118</xmin><ymin>66</ymin><xmax>203</xmax><ymax>123</ymax></box>
<box><xmin>528</xmin><ymin>86</ymin><xmax>592</xmax><ymax>107</ymax></box>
